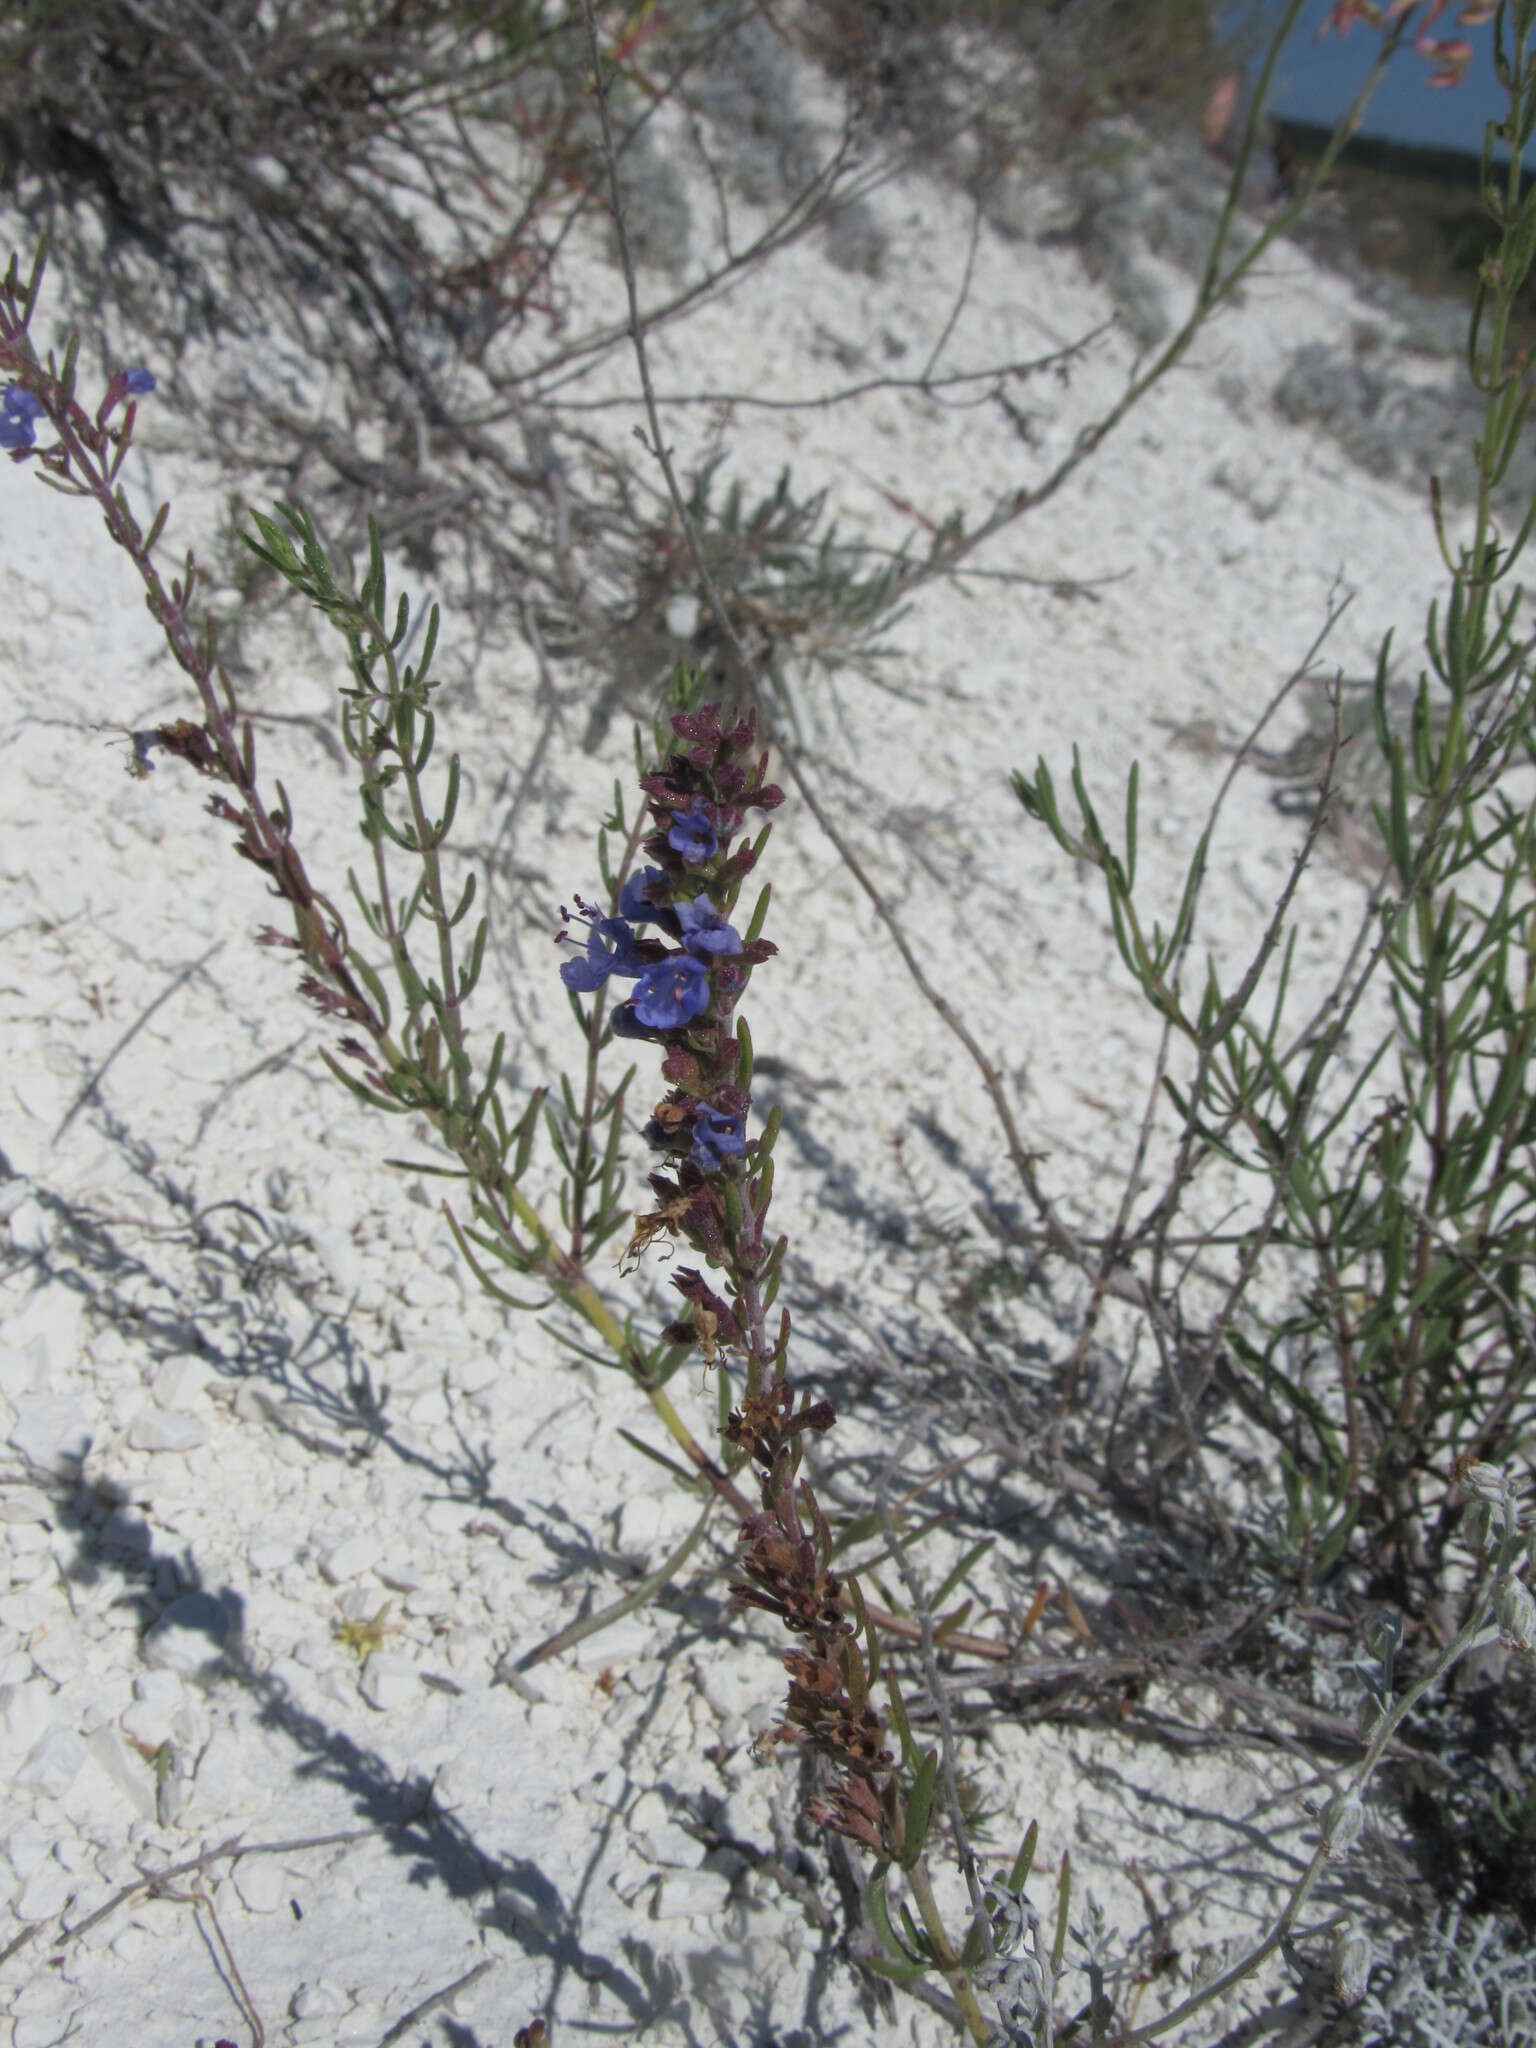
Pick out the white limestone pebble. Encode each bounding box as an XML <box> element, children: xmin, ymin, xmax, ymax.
<box><xmin>652</xmin><ymin>1867</ymin><xmax>733</xmax><ymax>1921</ymax></box>
<box><xmin>7</xmin><ymin>1194</ymin><xmax>56</xmax><ymax>1256</ymax></box>
<box><xmin>191</xmin><ymin>1725</ymin><xmax>244</xmax><ymax>1815</ymax></box>
<box><xmin>292</xmin><ymin>1978</ymin><xmax>347</xmax><ymax>2019</ymax></box>
<box><xmin>233</xmin><ymin>1854</ymin><xmax>287</xmax><ymax>1914</ymax></box>
<box><xmin>319</xmin><ymin>1534</ymin><xmax>378</xmax><ymax>1583</ymax></box>
<box><xmin>0</xmin><ymin>1486</ymin><xmax>54</xmax><ymax>1525</ymax></box>
<box><xmin>358</xmin><ymin>1651</ymin><xmax>419</xmax><ymax>1711</ymax></box>
<box><xmin>0</xmin><ymin>1679</ymin><xmax>54</xmax><ymax>1761</ymax></box>
<box><xmin>0</xmin><ymin>1332</ymin><xmax>48</xmax><ymax>1401</ymax></box>
<box><xmin>14</xmin><ymin>1724</ymin><xmax>87</xmax><ymax>1800</ymax></box>
<box><xmin>140</xmin><ymin>1590</ymin><xmax>232</xmax><ymax>1675</ymax></box>
<box><xmin>150</xmin><ymin>1355</ymin><xmax>208</xmax><ymax>1412</ymax></box>
<box><xmin>121</xmin><ymin>1669</ymin><xmax>186</xmax><ymax>1752</ymax></box>
<box><xmin>126</xmin><ymin>1408</ymin><xmax>210</xmax><ymax>1454</ymax></box>
<box><xmin>7</xmin><ymin>1394</ymin><xmax>92</xmax><ymax>1479</ymax></box>
<box><xmin>85</xmin><ymin>1727</ymin><xmax>156</xmax><ymax>1821</ymax></box>
<box><xmin>15</xmin><ymin>2011</ymin><xmax>76</xmax><ymax>2048</ymax></box>
<box><xmin>627</xmin><ymin>1789</ymin><xmax>705</xmax><ymax>1869</ymax></box>
<box><xmin>15</xmin><ymin>1859</ymin><xmax>73</xmax><ymax>1922</ymax></box>
<box><xmin>374</xmin><ymin>1553</ymin><xmax>425</xmax><ymax>1594</ymax></box>
<box><xmin>5</xmin><ymin>1816</ymin><xmax>51</xmax><ymax>1878</ymax></box>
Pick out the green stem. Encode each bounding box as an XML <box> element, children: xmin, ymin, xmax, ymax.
<box><xmin>517</xmin><ymin>1499</ymin><xmax>716</xmax><ymax>1667</ymax></box>
<box><xmin>907</xmin><ymin>1858</ymin><xmax>992</xmax><ymax>2046</ymax></box>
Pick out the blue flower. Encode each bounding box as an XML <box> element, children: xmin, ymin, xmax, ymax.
<box><xmin>122</xmin><ymin>369</ymin><xmax>156</xmax><ymax>396</ymax></box>
<box><xmin>1</xmin><ymin>385</ymin><xmax>43</xmax><ymax>452</ymax></box>
<box><xmin>691</xmin><ymin>1107</ymin><xmax>746</xmax><ymax>1172</ymax></box>
<box><xmin>633</xmin><ymin>954</ymin><xmax>710</xmax><ymax>1029</ymax></box>
<box><xmin>559</xmin><ymin>911</ymin><xmax>647</xmax><ymax>993</ymax></box>
<box><xmin>608</xmin><ymin>1001</ymin><xmax>654</xmax><ymax>1041</ymax></box>
<box><xmin>667</xmin><ymin>802</ymin><xmax>718</xmax><ymax>866</ymax></box>
<box><xmin>620</xmin><ymin>867</ymin><xmax>672</xmax><ymax>924</ymax></box>
<box><xmin>677</xmin><ymin>896</ymin><xmax>742</xmax><ymax>957</ymax></box>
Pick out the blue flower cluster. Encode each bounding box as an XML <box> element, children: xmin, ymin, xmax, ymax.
<box><xmin>559</xmin><ymin>870</ymin><xmax>750</xmax><ymax>1168</ymax></box>
<box><xmin>561</xmin><ymin>699</ymin><xmax>781</xmax><ymax>1194</ymax></box>
<box><xmin>1</xmin><ymin>368</ymin><xmax>155</xmax><ymax>454</ymax></box>
<box><xmin>1</xmin><ymin>386</ymin><xmax>43</xmax><ymax>453</ymax></box>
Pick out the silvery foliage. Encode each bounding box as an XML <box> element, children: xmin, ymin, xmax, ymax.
<box><xmin>1357</xmin><ymin>1907</ymin><xmax>1535</xmax><ymax>2048</ymax></box>
<box><xmin>976</xmin><ymin>1883</ymin><xmax>1053</xmax><ymax>2047</ymax></box>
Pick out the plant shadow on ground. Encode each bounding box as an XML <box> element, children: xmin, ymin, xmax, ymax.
<box><xmin>3</xmin><ymin>1434</ymin><xmax>864</xmax><ymax>2045</ymax></box>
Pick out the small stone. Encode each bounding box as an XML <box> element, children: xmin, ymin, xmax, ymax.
<box><xmin>140</xmin><ymin>1591</ymin><xmax>233</xmax><ymax>1676</ymax></box>
<box><xmin>374</xmin><ymin>1555</ymin><xmax>424</xmax><ymax>1594</ymax></box>
<box><xmin>627</xmin><ymin>1790</ymin><xmax>704</xmax><ymax>1870</ymax></box>
<box><xmin>127</xmin><ymin>1409</ymin><xmax>210</xmax><ymax>1454</ymax></box>
<box><xmin>85</xmin><ymin>1728</ymin><xmax>156</xmax><ymax>1821</ymax></box>
<box><xmin>652</xmin><ymin>1867</ymin><xmax>733</xmax><ymax>1921</ymax></box>
<box><xmin>15</xmin><ymin>2011</ymin><xmax>75</xmax><ymax>2048</ymax></box>
<box><xmin>408</xmin><ymin>1386</ymin><xmax>450</xmax><ymax>1430</ymax></box>
<box><xmin>292</xmin><ymin>1979</ymin><xmax>346</xmax><ymax>2019</ymax></box>
<box><xmin>318</xmin><ymin>1535</ymin><xmax>378</xmax><ymax>1584</ymax></box>
<box><xmin>15</xmin><ymin>1725</ymin><xmax>87</xmax><ymax>1800</ymax></box>
<box><xmin>6</xmin><ymin>1817</ymin><xmax>51</xmax><ymax>1878</ymax></box>
<box><xmin>130</xmin><ymin>1669</ymin><xmax>185</xmax><ymax>1722</ymax></box>
<box><xmin>193</xmin><ymin>1726</ymin><xmax>244</xmax><ymax>1814</ymax></box>
<box><xmin>233</xmin><ymin>1856</ymin><xmax>286</xmax><ymax>1914</ymax></box>
<box><xmin>100</xmin><ymin>1509</ymin><xmax>153</xmax><ymax>1557</ymax></box>
<box><xmin>247</xmin><ymin>1539</ymin><xmax>295</xmax><ymax>1573</ymax></box>
<box><xmin>15</xmin><ymin>1858</ymin><xmax>74</xmax><ymax>1922</ymax></box>
<box><xmin>358</xmin><ymin>1652</ymin><xmax>418</xmax><ymax>1712</ymax></box>
<box><xmin>150</xmin><ymin>1357</ymin><xmax>207</xmax><ymax>1413</ymax></box>
<box><xmin>8</xmin><ymin>1395</ymin><xmax>92</xmax><ymax>1479</ymax></box>
<box><xmin>713</xmin><ymin>1789</ymin><xmax>762</xmax><ymax>1846</ymax></box>
<box><xmin>28</xmin><ymin>1616</ymin><xmax>85</xmax><ymax>1686</ymax></box>
<box><xmin>0</xmin><ymin>1487</ymin><xmax>53</xmax><ymax>1525</ymax></box>
<box><xmin>448</xmin><ymin>1351</ymin><xmax>500</xmax><ymax>1397</ymax></box>
<box><xmin>0</xmin><ymin>1332</ymin><xmax>48</xmax><ymax>1401</ymax></box>
<box><xmin>111</xmin><ymin>1926</ymin><xmax>145</xmax><ymax>1962</ymax></box>
<box><xmin>7</xmin><ymin>1196</ymin><xmax>56</xmax><ymax>1256</ymax></box>
<box><xmin>0</xmin><ymin>1679</ymin><xmax>52</xmax><ymax>1761</ymax></box>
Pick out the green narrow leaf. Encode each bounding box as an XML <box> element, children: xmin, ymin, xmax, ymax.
<box><xmin>744</xmin><ymin>884</ymin><xmax>772</xmax><ymax>945</ymax></box>
<box><xmin>470</xmin><ymin>1031</ymin><xmax>506</xmax><ymax>1126</ymax></box>
<box><xmin>885</xmin><ymin>1668</ymin><xmax>916</xmax><ymax>1770</ymax></box>
<box><xmin>927</xmin><ymin>1538</ymin><xmax>993</xmax><ymax>1616</ymax></box>
<box><xmin>512</xmin><ymin>1089</ymin><xmax>545</xmax><ymax>1180</ymax></box>
<box><xmin>1052</xmin><ymin>1851</ymin><xmax>1071</xmax><ymax>1975</ymax></box>
<box><xmin>434</xmin><ymin>753</ymin><xmax>461</xmax><ymax>843</ymax></box>
<box><xmin>447</xmin><ymin>870</ymin><xmax>477</xmax><ymax>928</ymax></box>
<box><xmin>317</xmin><ymin>1045</ymin><xmax>405</xmax><ymax>1113</ymax></box>
<box><xmin>1124</xmin><ymin>758</ymin><xmax>1139</xmax><ymax>893</ymax></box>
<box><xmin>1388</xmin><ymin>735</ymin><xmax>1413</xmax><ymax>888</ymax></box>
<box><xmin>441</xmin><ymin>1204</ymin><xmax>547</xmax><ymax>1311</ymax></box>
<box><xmin>867</xmin><ymin>1867</ymin><xmax>927</xmax><ymax>1977</ymax></box>
<box><xmin>459</xmin><ymin>914</ymin><xmax>489</xmax><ymax>1002</ymax></box>
<box><xmin>900</xmin><ymin>1749</ymin><xmax>939</xmax><ymax>1871</ymax></box>
<box><xmin>1007</xmin><ymin>1819</ymin><xmax>1039</xmax><ymax>1895</ymax></box>
<box><xmin>348</xmin><ymin>948</ymin><xmax>392</xmax><ymax>1031</ymax></box>
<box><xmin>615</xmin><ymin>1426</ymin><xmax>700</xmax><ymax>1488</ymax></box>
